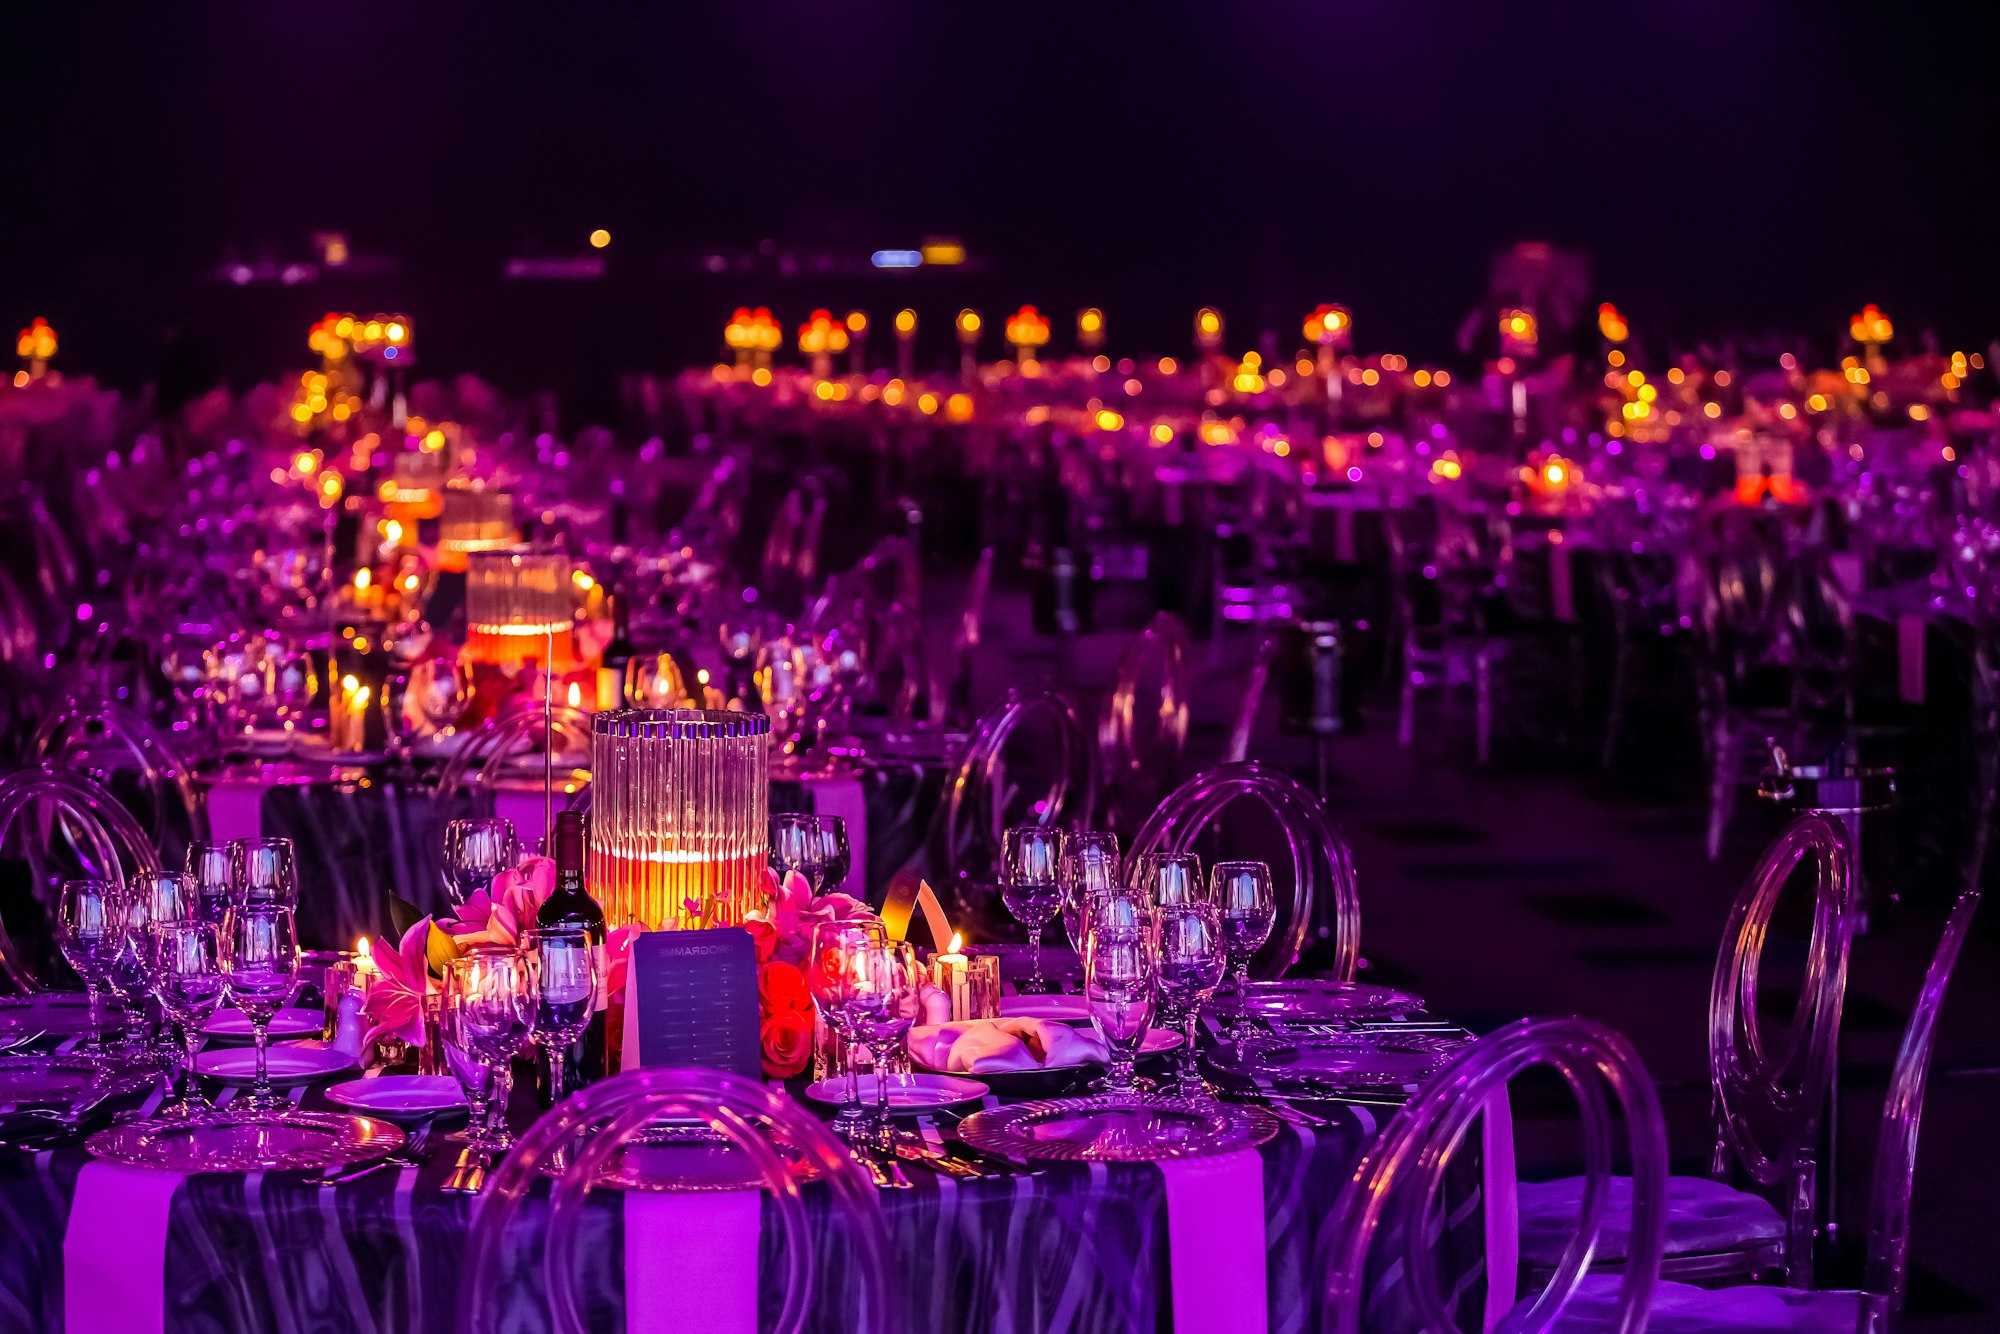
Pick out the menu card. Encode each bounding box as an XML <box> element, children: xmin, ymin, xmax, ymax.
<box><xmin>619</xmin><ymin>928</ymin><xmax>761</xmax><ymax>1077</ymax></box>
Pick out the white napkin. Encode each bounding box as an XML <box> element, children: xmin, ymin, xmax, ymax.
<box><xmin>907</xmin><ymin>1017</ymin><xmax>1106</xmax><ymax>1073</ymax></box>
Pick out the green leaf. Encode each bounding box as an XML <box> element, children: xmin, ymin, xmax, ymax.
<box><xmin>387</xmin><ymin>892</ymin><xmax>424</xmax><ymax>942</ymax></box>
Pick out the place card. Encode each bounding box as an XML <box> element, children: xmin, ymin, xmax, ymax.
<box><xmin>620</xmin><ymin>928</ymin><xmax>761</xmax><ymax>1078</ymax></box>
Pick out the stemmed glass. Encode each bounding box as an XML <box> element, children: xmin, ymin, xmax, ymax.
<box><xmin>769</xmin><ymin>812</ymin><xmax>827</xmax><ymax>892</ymax></box>
<box><xmin>186</xmin><ymin>841</ymin><xmax>235</xmax><ymax>922</ymax></box>
<box><xmin>525</xmin><ymin>926</ymin><xmax>598</xmax><ymax>1108</ymax></box>
<box><xmin>1132</xmin><ymin>851</ymin><xmax>1206</xmax><ymax>908</ymax></box>
<box><xmin>815</xmin><ymin>815</ymin><xmax>852</xmax><ymax>892</ymax></box>
<box><xmin>1212</xmin><ymin>861</ymin><xmax>1276</xmax><ymax>1041</ymax></box>
<box><xmin>850</xmin><ymin>940</ymin><xmax>921</xmax><ymax>1146</ymax></box>
<box><xmin>103</xmin><ymin>890</ymin><xmax>158</xmax><ymax>1058</ymax></box>
<box><xmin>406</xmin><ymin>654</ymin><xmax>473</xmax><ymax>737</ymax></box>
<box><xmin>148</xmin><ymin>920</ymin><xmax>225</xmax><ymax>1119</ymax></box>
<box><xmin>1000</xmin><ymin>825</ymin><xmax>1067</xmax><ymax>994</ymax></box>
<box><xmin>443</xmin><ymin>950</ymin><xmax>536</xmax><ymax>1152</ymax></box>
<box><xmin>443</xmin><ymin>818</ymin><xmax>519</xmax><ymax>907</ymax></box>
<box><xmin>1155</xmin><ymin>902</ymin><xmax>1226</xmax><ymax>1097</ymax></box>
<box><xmin>1082</xmin><ymin>896</ymin><xmax>1157</xmax><ymax>1101</ymax></box>
<box><xmin>221</xmin><ymin>904</ymin><xmax>300</xmax><ymax>1115</ymax></box>
<box><xmin>806</xmin><ymin>918</ymin><xmax>888</xmax><ymax>1141</ymax></box>
<box><xmin>1061</xmin><ymin>832</ymin><xmax>1124</xmax><ymax>954</ymax></box>
<box><xmin>57</xmin><ymin>878</ymin><xmax>121</xmax><ymax>1059</ymax></box>
<box><xmin>232</xmin><ymin>837</ymin><xmax>299</xmax><ymax>909</ymax></box>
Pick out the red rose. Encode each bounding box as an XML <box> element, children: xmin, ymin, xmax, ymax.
<box><xmin>758</xmin><ymin>960</ymin><xmax>812</xmax><ymax>1015</ymax></box>
<box><xmin>759</xmin><ymin>1006</ymin><xmax>814</xmax><ymax>1078</ymax></box>
<box><xmin>743</xmin><ymin>919</ymin><xmax>780</xmax><ymax>966</ymax></box>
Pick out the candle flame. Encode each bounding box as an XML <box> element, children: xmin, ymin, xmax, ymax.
<box><xmin>355</xmin><ymin>936</ymin><xmax>372</xmax><ymax>960</ymax></box>
<box><xmin>566</xmin><ymin>681</ymin><xmax>582</xmax><ymax>708</ymax></box>
<box><xmin>948</xmin><ymin>932</ymin><xmax>963</xmax><ymax>953</ymax></box>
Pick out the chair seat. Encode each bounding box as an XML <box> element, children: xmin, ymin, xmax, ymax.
<box><xmin>1500</xmin><ymin>1275</ymin><xmax>1866</xmax><ymax>1333</ymax></box>
<box><xmin>1516</xmin><ymin>1174</ymin><xmax>1785</xmax><ymax>1268</ymax></box>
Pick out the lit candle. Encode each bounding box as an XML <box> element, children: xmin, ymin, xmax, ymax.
<box><xmin>930</xmin><ymin>932</ymin><xmax>971</xmax><ymax>1017</ymax></box>
<box><xmin>353</xmin><ymin>936</ymin><xmax>380</xmax><ymax>992</ymax></box>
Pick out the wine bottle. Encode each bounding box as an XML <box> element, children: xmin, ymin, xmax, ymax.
<box><xmin>600</xmin><ymin>588</ymin><xmax>636</xmax><ymax>709</ymax></box>
<box><xmin>538</xmin><ymin>811</ymin><xmax>608</xmax><ymax>1086</ymax></box>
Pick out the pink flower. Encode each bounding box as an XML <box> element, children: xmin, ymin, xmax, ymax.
<box><xmin>361</xmin><ymin>918</ymin><xmax>434</xmax><ymax>1049</ymax></box>
<box><xmin>444</xmin><ymin>856</ymin><xmax>557</xmax><ymax>949</ymax></box>
<box><xmin>602</xmin><ymin>923</ymin><xmax>642</xmax><ymax>1003</ymax></box>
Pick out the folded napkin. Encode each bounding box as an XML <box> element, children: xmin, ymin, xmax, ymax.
<box><xmin>908</xmin><ymin>1017</ymin><xmax>1107</xmax><ymax>1073</ymax></box>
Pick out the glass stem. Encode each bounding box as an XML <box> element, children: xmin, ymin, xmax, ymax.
<box><xmin>1027</xmin><ymin>929</ymin><xmax>1042</xmax><ymax>986</ymax></box>
<box><xmin>841</xmin><ymin>1033</ymin><xmax>863</xmax><ymax>1122</ymax></box>
<box><xmin>549</xmin><ymin>1049</ymin><xmax>568</xmax><ymax>1106</ymax></box>
<box><xmin>871</xmin><ymin>1040</ymin><xmax>890</xmax><ymax>1128</ymax></box>
<box><xmin>252</xmin><ymin>1019</ymin><xmax>271</xmax><ymax>1098</ymax></box>
<box><xmin>83</xmin><ymin>982</ymin><xmax>102</xmax><ymax>1052</ymax></box>
<box><xmin>1182</xmin><ymin>1008</ymin><xmax>1202</xmax><ymax>1085</ymax></box>
<box><xmin>183</xmin><ymin>1023</ymin><xmax>206</xmax><ymax>1105</ymax></box>
<box><xmin>465</xmin><ymin>1076</ymin><xmax>491</xmax><ymax>1139</ymax></box>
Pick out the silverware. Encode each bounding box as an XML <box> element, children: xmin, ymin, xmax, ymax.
<box><xmin>442</xmin><ymin>1145</ymin><xmax>488</xmax><ymax>1194</ymax></box>
<box><xmin>318</xmin><ymin>1124</ymin><xmax>433</xmax><ymax>1186</ymax></box>
<box><xmin>891</xmin><ymin>1131</ymin><xmax>986</xmax><ymax>1179</ymax></box>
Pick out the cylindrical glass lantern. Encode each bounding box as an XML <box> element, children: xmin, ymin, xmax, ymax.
<box><xmin>588</xmin><ymin>709</ymin><xmax>771</xmax><ymax>930</ymax></box>
<box><xmin>436</xmin><ymin>484</ymin><xmax>518</xmax><ymax>573</ymax></box>
<box><xmin>465</xmin><ymin>548</ymin><xmax>576</xmax><ymax>670</ymax></box>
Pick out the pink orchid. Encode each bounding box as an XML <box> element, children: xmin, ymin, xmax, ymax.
<box><xmin>361</xmin><ymin>918</ymin><xmax>434</xmax><ymax>1049</ymax></box>
<box><xmin>602</xmin><ymin>923</ymin><xmax>643</xmax><ymax>1003</ymax></box>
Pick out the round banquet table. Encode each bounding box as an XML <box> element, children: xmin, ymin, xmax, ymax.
<box><xmin>0</xmin><ymin>1012</ymin><xmax>1494</xmax><ymax>1334</ymax></box>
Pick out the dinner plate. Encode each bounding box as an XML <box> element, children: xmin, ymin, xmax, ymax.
<box><xmin>204</xmin><ymin>1008</ymin><xmax>324</xmax><ymax>1041</ymax></box>
<box><xmin>1209</xmin><ymin>1032</ymin><xmax>1461</xmax><ymax>1091</ymax></box>
<box><xmin>958</xmin><ymin>1094</ymin><xmax>1281</xmax><ymax>1163</ymax></box>
<box><xmin>0</xmin><ymin>1053</ymin><xmax>154</xmax><ymax>1108</ymax></box>
<box><xmin>87</xmin><ymin>1111</ymin><xmax>404</xmax><ymax>1173</ymax></box>
<box><xmin>0</xmin><ymin>993</ymin><xmax>109</xmax><ymax>1040</ymax></box>
<box><xmin>998</xmin><ymin>994</ymin><xmax>1093</xmax><ymax>1021</ymax></box>
<box><xmin>1219</xmin><ymin>980</ymin><xmax>1425</xmax><ymax>1023</ymax></box>
<box><xmin>911</xmin><ymin>1027</ymin><xmax>1180</xmax><ymax>1078</ymax></box>
<box><xmin>324</xmin><ymin>1075</ymin><xmax>466</xmax><ymax>1117</ymax></box>
<box><xmin>195</xmin><ymin>1045</ymin><xmax>357</xmax><ymax>1086</ymax></box>
<box><xmin>804</xmin><ymin>1072</ymin><xmax>989</xmax><ymax>1113</ymax></box>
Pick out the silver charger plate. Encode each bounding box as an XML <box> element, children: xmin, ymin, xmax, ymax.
<box><xmin>1220</xmin><ymin>980</ymin><xmax>1425</xmax><ymax>1022</ymax></box>
<box><xmin>0</xmin><ymin>1053</ymin><xmax>153</xmax><ymax>1107</ymax></box>
<box><xmin>1212</xmin><ymin>1032</ymin><xmax>1462</xmax><ymax>1089</ymax></box>
<box><xmin>957</xmin><ymin>1094</ymin><xmax>1281</xmax><ymax>1163</ymax></box>
<box><xmin>87</xmin><ymin>1111</ymin><xmax>405</xmax><ymax>1172</ymax></box>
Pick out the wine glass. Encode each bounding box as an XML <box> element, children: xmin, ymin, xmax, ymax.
<box><xmin>1155</xmin><ymin>902</ymin><xmax>1226</xmax><ymax>1097</ymax></box>
<box><xmin>134</xmin><ymin>870</ymin><xmax>199</xmax><ymax>926</ymax></box>
<box><xmin>1132</xmin><ymin>851</ymin><xmax>1206</xmax><ymax>908</ymax></box>
<box><xmin>1211</xmin><ymin>861</ymin><xmax>1276</xmax><ymax>1041</ymax></box>
<box><xmin>850</xmin><ymin>940</ymin><xmax>921</xmax><ymax>1146</ymax></box>
<box><xmin>626</xmin><ymin>652</ymin><xmax>690</xmax><ymax>708</ymax></box>
<box><xmin>148</xmin><ymin>920</ymin><xmax>225</xmax><ymax>1118</ymax></box>
<box><xmin>221</xmin><ymin>904</ymin><xmax>300</xmax><ymax>1114</ymax></box>
<box><xmin>1000</xmin><ymin>825</ymin><xmax>1067</xmax><ymax>994</ymax></box>
<box><xmin>57</xmin><ymin>878</ymin><xmax>121</xmax><ymax>1059</ymax></box>
<box><xmin>1083</xmin><ymin>900</ymin><xmax>1157</xmax><ymax>1100</ymax></box>
<box><xmin>815</xmin><ymin>815</ymin><xmax>852</xmax><ymax>893</ymax></box>
<box><xmin>104</xmin><ymin>889</ymin><xmax>158</xmax><ymax>1057</ymax></box>
<box><xmin>1061</xmin><ymin>832</ymin><xmax>1124</xmax><ymax>954</ymax></box>
<box><xmin>443</xmin><ymin>818</ymin><xmax>519</xmax><ymax>907</ymax></box>
<box><xmin>806</xmin><ymin>918</ymin><xmax>888</xmax><ymax>1141</ymax></box>
<box><xmin>526</xmin><ymin>925</ymin><xmax>598</xmax><ymax>1107</ymax></box>
<box><xmin>407</xmin><ymin>654</ymin><xmax>473</xmax><ymax>735</ymax></box>
<box><xmin>231</xmin><ymin>837</ymin><xmax>298</xmax><ymax>909</ymax></box>
<box><xmin>443</xmin><ymin>950</ymin><xmax>537</xmax><ymax>1151</ymax></box>
<box><xmin>186</xmin><ymin>842</ymin><xmax>235</xmax><ymax>922</ymax></box>
<box><xmin>768</xmin><ymin>813</ymin><xmax>826</xmax><ymax>892</ymax></box>
<box><xmin>268</xmin><ymin>642</ymin><xmax>320</xmax><ymax>729</ymax></box>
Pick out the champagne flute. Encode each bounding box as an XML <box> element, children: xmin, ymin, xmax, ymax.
<box><xmin>186</xmin><ymin>841</ymin><xmax>235</xmax><ymax>923</ymax></box>
<box><xmin>768</xmin><ymin>812</ymin><xmax>826</xmax><ymax>892</ymax></box>
<box><xmin>1000</xmin><ymin>825</ymin><xmax>1067</xmax><ymax>994</ymax></box>
<box><xmin>1083</xmin><ymin>902</ymin><xmax>1156</xmax><ymax>1100</ymax></box>
<box><xmin>1155</xmin><ymin>902</ymin><xmax>1226</xmax><ymax>1097</ymax></box>
<box><xmin>443</xmin><ymin>818</ymin><xmax>519</xmax><ymax>907</ymax></box>
<box><xmin>57</xmin><ymin>879</ymin><xmax>121</xmax><ymax>1059</ymax></box>
<box><xmin>231</xmin><ymin>837</ymin><xmax>298</xmax><ymax>909</ymax></box>
<box><xmin>526</xmin><ymin>926</ymin><xmax>598</xmax><ymax>1107</ymax></box>
<box><xmin>222</xmin><ymin>904</ymin><xmax>300</xmax><ymax>1115</ymax></box>
<box><xmin>149</xmin><ymin>920</ymin><xmax>225</xmax><ymax>1118</ymax></box>
<box><xmin>807</xmin><ymin>918</ymin><xmax>887</xmax><ymax>1141</ymax></box>
<box><xmin>444</xmin><ymin>951</ymin><xmax>536</xmax><ymax>1151</ymax></box>
<box><xmin>1211</xmin><ymin>861</ymin><xmax>1276</xmax><ymax>1041</ymax></box>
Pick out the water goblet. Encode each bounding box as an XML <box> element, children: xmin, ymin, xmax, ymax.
<box><xmin>1083</xmin><ymin>905</ymin><xmax>1157</xmax><ymax>1100</ymax></box>
<box><xmin>526</xmin><ymin>925</ymin><xmax>598</xmax><ymax>1107</ymax></box>
<box><xmin>850</xmin><ymin>940</ymin><xmax>921</xmax><ymax>1147</ymax></box>
<box><xmin>57</xmin><ymin>878</ymin><xmax>122</xmax><ymax>1059</ymax></box>
<box><xmin>1060</xmin><ymin>832</ymin><xmax>1124</xmax><ymax>954</ymax></box>
<box><xmin>104</xmin><ymin>890</ymin><xmax>158</xmax><ymax>1058</ymax></box>
<box><xmin>1000</xmin><ymin>825</ymin><xmax>1067</xmax><ymax>994</ymax></box>
<box><xmin>1132</xmin><ymin>851</ymin><xmax>1206</xmax><ymax>908</ymax></box>
<box><xmin>443</xmin><ymin>951</ymin><xmax>536</xmax><ymax>1152</ymax></box>
<box><xmin>806</xmin><ymin>918</ymin><xmax>888</xmax><ymax>1141</ymax></box>
<box><xmin>231</xmin><ymin>836</ymin><xmax>299</xmax><ymax>909</ymax></box>
<box><xmin>186</xmin><ymin>841</ymin><xmax>235</xmax><ymax>922</ymax></box>
<box><xmin>1155</xmin><ymin>902</ymin><xmax>1226</xmax><ymax>1097</ymax></box>
<box><xmin>769</xmin><ymin>812</ymin><xmax>826</xmax><ymax>893</ymax></box>
<box><xmin>221</xmin><ymin>903</ymin><xmax>301</xmax><ymax>1115</ymax></box>
<box><xmin>148</xmin><ymin>920</ymin><xmax>225</xmax><ymax>1119</ymax></box>
<box><xmin>1211</xmin><ymin>861</ymin><xmax>1276</xmax><ymax>1041</ymax></box>
<box><xmin>814</xmin><ymin>815</ymin><xmax>852</xmax><ymax>893</ymax></box>
<box><xmin>443</xmin><ymin>818</ymin><xmax>519</xmax><ymax>907</ymax></box>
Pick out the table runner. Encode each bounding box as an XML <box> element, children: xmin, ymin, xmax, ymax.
<box><xmin>625</xmin><ymin>1190</ymin><xmax>760</xmax><ymax>1334</ymax></box>
<box><xmin>64</xmin><ymin>1162</ymin><xmax>180</xmax><ymax>1334</ymax></box>
<box><xmin>1159</xmin><ymin>1150</ymin><xmax>1267</xmax><ymax>1334</ymax></box>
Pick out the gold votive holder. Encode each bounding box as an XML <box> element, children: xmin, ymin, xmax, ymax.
<box><xmin>929</xmin><ymin>952</ymin><xmax>1001</xmax><ymax>1020</ymax></box>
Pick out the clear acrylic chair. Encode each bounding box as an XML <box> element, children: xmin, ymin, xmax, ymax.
<box><xmin>1220</xmin><ymin>638</ymin><xmax>1278</xmax><ymax>766</ymax></box>
<box><xmin>1535</xmin><ymin>888</ymin><xmax>1981</xmax><ymax>1333</ymax></box>
<box><xmin>1517</xmin><ymin>813</ymin><xmax>1853</xmax><ymax>1286</ymax></box>
<box><xmin>1125</xmin><ymin>760</ymin><xmax>1357</xmax><ymax>980</ymax></box>
<box><xmin>943</xmin><ymin>547</ymin><xmax>996</xmax><ymax>728</ymax></box>
<box><xmin>0</xmin><ymin>766</ymin><xmax>161</xmax><ymax>991</ymax></box>
<box><xmin>930</xmin><ymin>688</ymin><xmax>1097</xmax><ymax>921</ymax></box>
<box><xmin>1097</xmin><ymin>611</ymin><xmax>1191</xmax><ymax>832</ymax></box>
<box><xmin>1320</xmin><ymin>1015</ymin><xmax>1668</xmax><ymax>1334</ymax></box>
<box><xmin>458</xmin><ymin>1066</ymin><xmax>900</xmax><ymax>1334</ymax></box>
<box><xmin>31</xmin><ymin>696</ymin><xmax>205</xmax><ymax>856</ymax></box>
<box><xmin>434</xmin><ymin>703</ymin><xmax>595</xmax><ymax>819</ymax></box>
